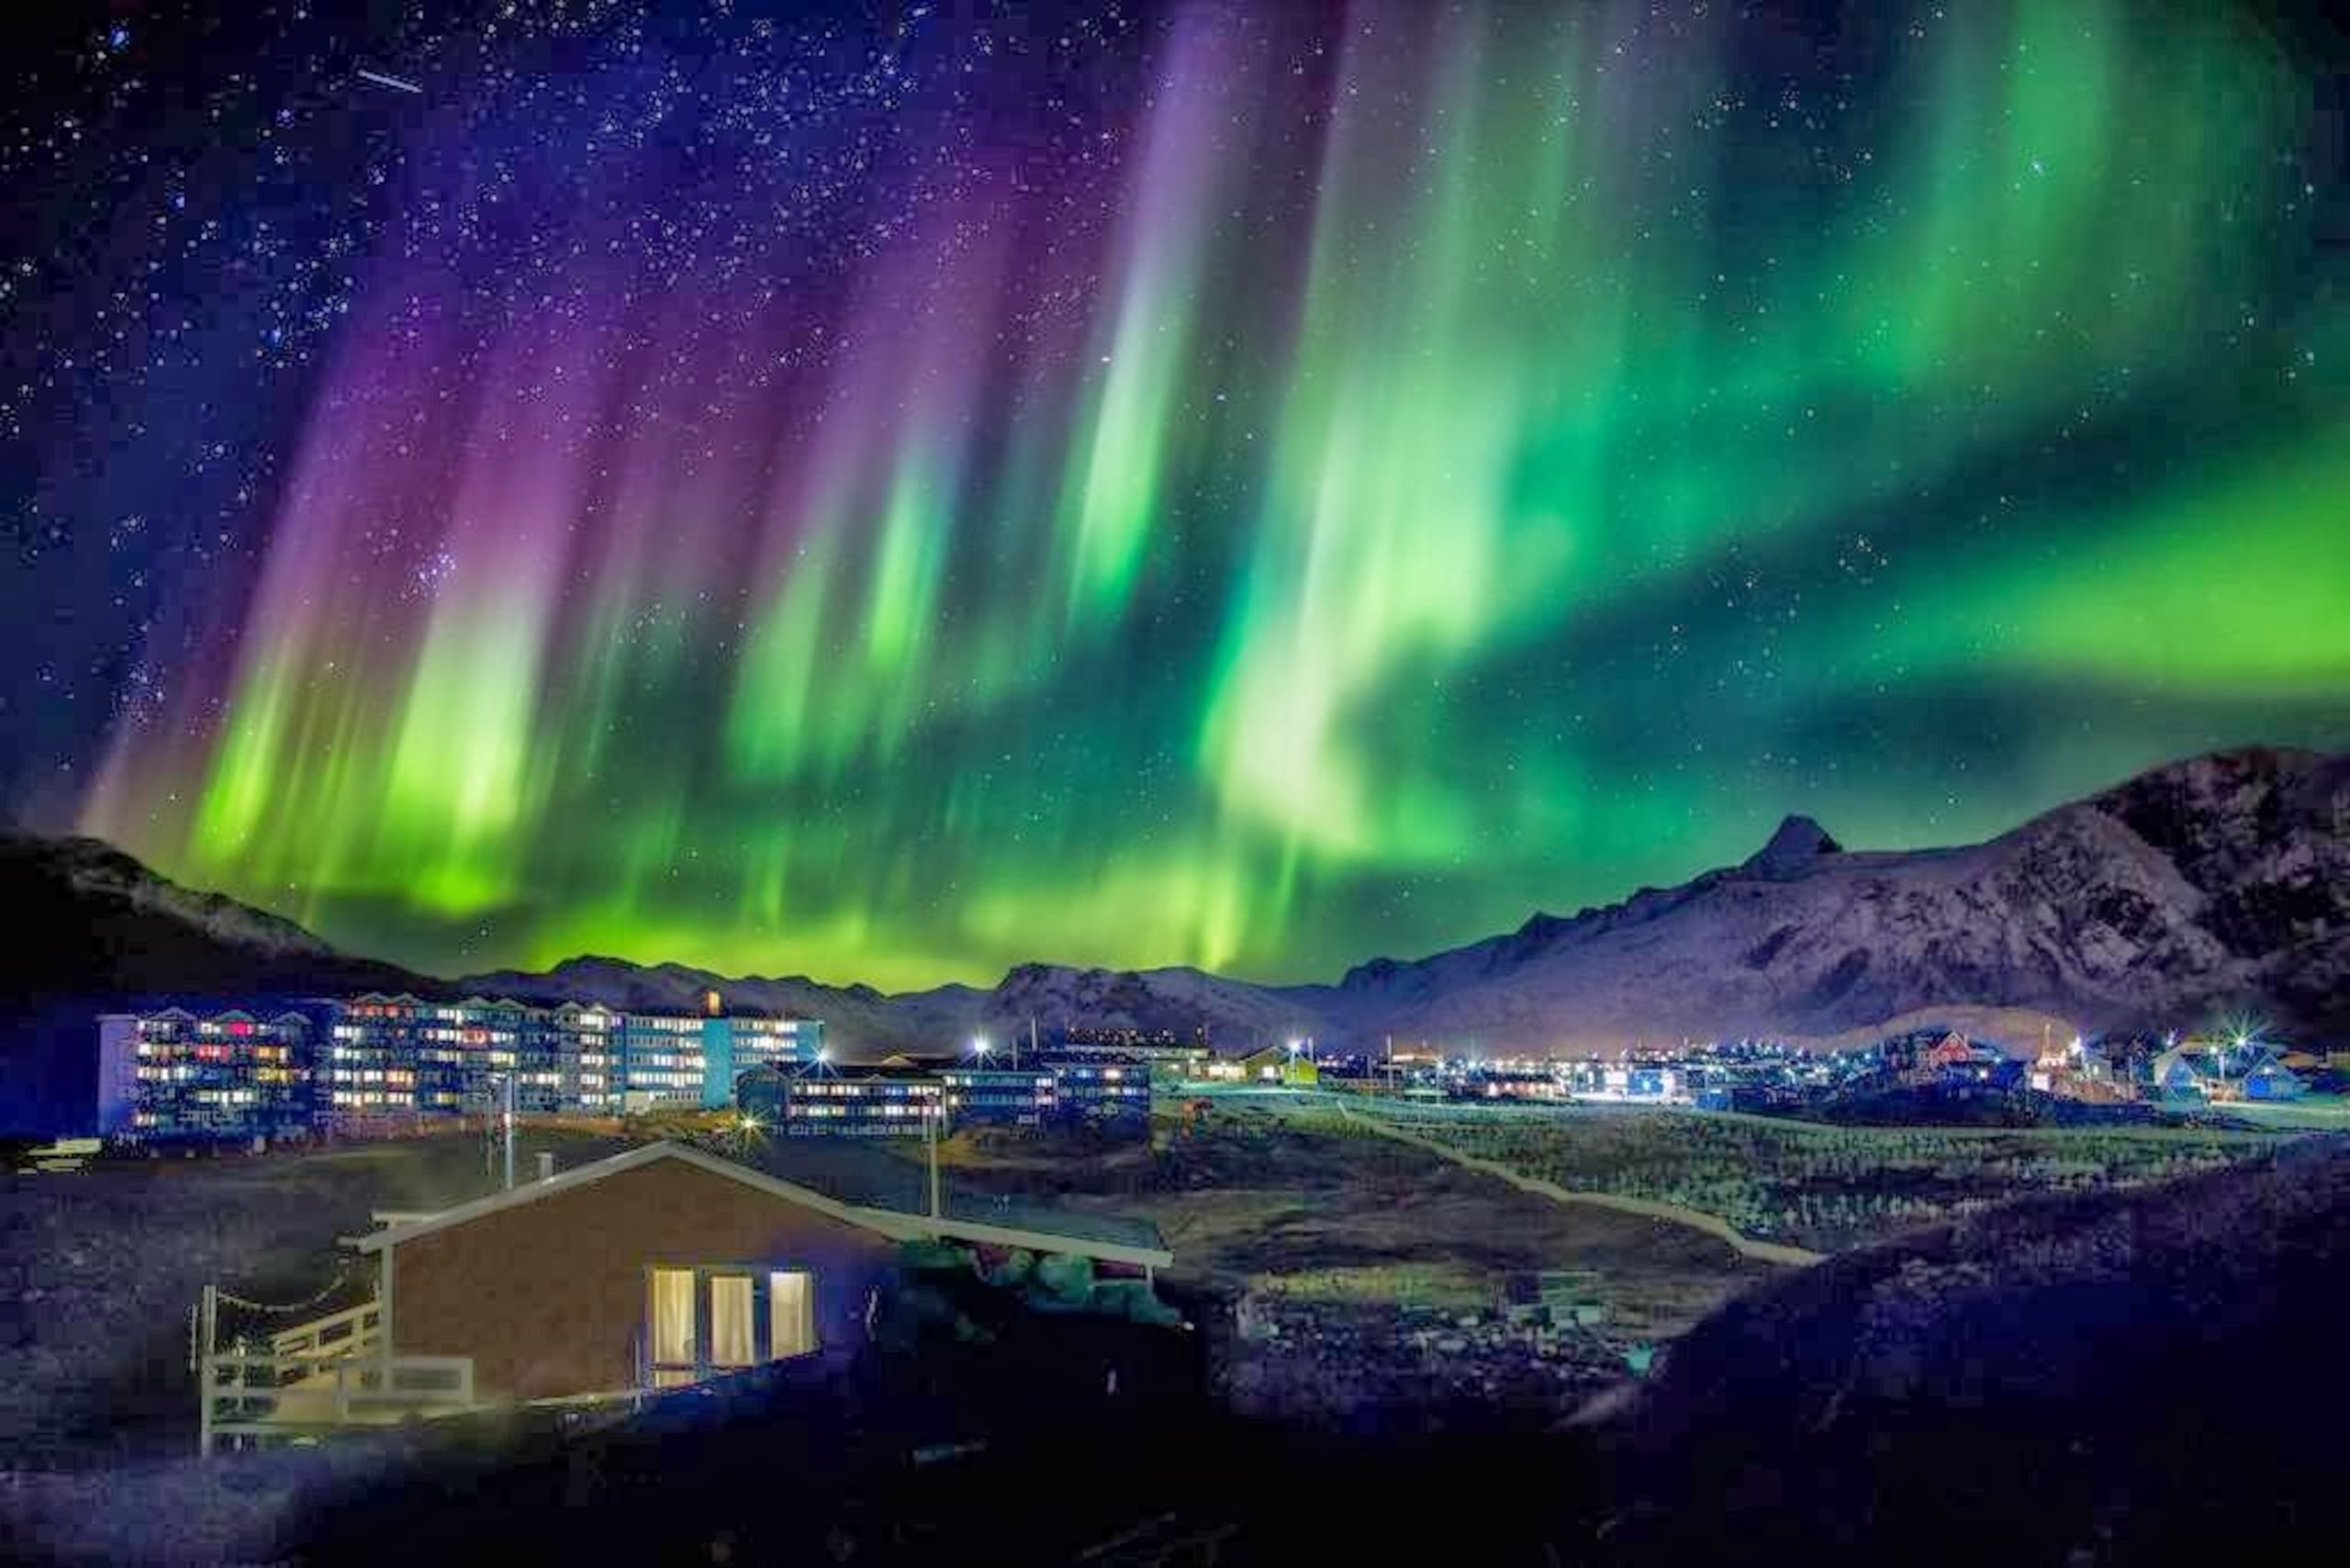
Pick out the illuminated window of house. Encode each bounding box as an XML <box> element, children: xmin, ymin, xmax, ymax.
<box><xmin>647</xmin><ymin>1265</ymin><xmax>819</xmax><ymax>1389</ymax></box>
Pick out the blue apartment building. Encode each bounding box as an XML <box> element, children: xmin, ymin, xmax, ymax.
<box><xmin>95</xmin><ymin>993</ymin><xmax>822</xmax><ymax>1141</ymax></box>
<box><xmin>740</xmin><ymin>1051</ymin><xmax>1147</xmax><ymax>1139</ymax></box>
<box><xmin>96</xmin><ymin>1008</ymin><xmax>316</xmax><ymax>1143</ymax></box>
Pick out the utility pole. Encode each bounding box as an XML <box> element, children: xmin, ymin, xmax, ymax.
<box><xmin>924</xmin><ymin>1092</ymin><xmax>943</xmax><ymax>1220</ymax></box>
<box><xmin>196</xmin><ymin>1283</ymin><xmax>218</xmax><ymax>1457</ymax></box>
<box><xmin>502</xmin><ymin>1072</ymin><xmax>516</xmax><ymax>1192</ymax></box>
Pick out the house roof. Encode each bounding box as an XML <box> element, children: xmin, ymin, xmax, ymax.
<box><xmin>352</xmin><ymin>1140</ymin><xmax>1172</xmax><ymax>1269</ymax></box>
<box><xmin>2150</xmin><ymin>1047</ymin><xmax>2209</xmax><ymax>1081</ymax></box>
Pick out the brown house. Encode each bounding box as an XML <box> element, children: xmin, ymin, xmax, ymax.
<box><xmin>349</xmin><ymin>1140</ymin><xmax>1172</xmax><ymax>1405</ymax></box>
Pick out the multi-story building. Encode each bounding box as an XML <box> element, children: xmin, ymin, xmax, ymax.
<box><xmin>722</xmin><ymin>1015</ymin><xmax>821</xmax><ymax>1084</ymax></box>
<box><xmin>741</xmin><ymin>1052</ymin><xmax>1146</xmax><ymax>1139</ymax></box>
<box><xmin>547</xmin><ymin>1002</ymin><xmax>620</xmax><ymax>1114</ymax></box>
<box><xmin>615</xmin><ymin>1012</ymin><xmax>711</xmax><ymax>1112</ymax></box>
<box><xmin>937</xmin><ymin>1067</ymin><xmax>1058</xmax><ymax>1128</ymax></box>
<box><xmin>1035</xmin><ymin>1054</ymin><xmax>1151</xmax><ymax>1134</ymax></box>
<box><xmin>745</xmin><ymin>1068</ymin><xmax>944</xmax><ymax>1137</ymax></box>
<box><xmin>1055</xmin><ymin>1025</ymin><xmax>1211</xmax><ymax>1081</ymax></box>
<box><xmin>96</xmin><ymin>1008</ymin><xmax>316</xmax><ymax>1142</ymax></box>
<box><xmin>616</xmin><ymin>1007</ymin><xmax>822</xmax><ymax>1112</ymax></box>
<box><xmin>330</xmin><ymin>995</ymin><xmax>592</xmax><ymax>1118</ymax></box>
<box><xmin>95</xmin><ymin>994</ymin><xmax>819</xmax><ymax>1142</ymax></box>
<box><xmin>322</xmin><ymin>993</ymin><xmax>428</xmax><ymax>1117</ymax></box>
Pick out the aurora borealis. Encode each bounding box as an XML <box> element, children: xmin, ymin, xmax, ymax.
<box><xmin>6</xmin><ymin>1</ymin><xmax>2346</xmax><ymax>989</ymax></box>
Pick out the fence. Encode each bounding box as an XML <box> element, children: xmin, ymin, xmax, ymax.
<box><xmin>200</xmin><ymin>1350</ymin><xmax>476</xmax><ymax>1453</ymax></box>
<box><xmin>268</xmin><ymin>1299</ymin><xmax>383</xmax><ymax>1361</ymax></box>
<box><xmin>194</xmin><ymin>1285</ymin><xmax>474</xmax><ymax>1454</ymax></box>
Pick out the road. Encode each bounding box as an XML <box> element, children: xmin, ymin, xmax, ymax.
<box><xmin>1314</xmin><ymin>1097</ymin><xmax>1828</xmax><ymax>1268</ymax></box>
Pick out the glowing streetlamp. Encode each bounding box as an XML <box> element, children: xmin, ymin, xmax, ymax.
<box><xmin>970</xmin><ymin>1035</ymin><xmax>992</xmax><ymax>1060</ymax></box>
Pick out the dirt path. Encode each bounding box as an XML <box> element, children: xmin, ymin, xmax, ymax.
<box><xmin>1327</xmin><ymin>1102</ymin><xmax>1826</xmax><ymax>1268</ymax></box>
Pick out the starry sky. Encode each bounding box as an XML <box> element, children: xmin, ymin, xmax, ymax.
<box><xmin>4</xmin><ymin>1</ymin><xmax>2345</xmax><ymax>991</ymax></box>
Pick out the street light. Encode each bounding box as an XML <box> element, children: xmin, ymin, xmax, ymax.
<box><xmin>971</xmin><ymin>1035</ymin><xmax>991</xmax><ymax>1060</ymax></box>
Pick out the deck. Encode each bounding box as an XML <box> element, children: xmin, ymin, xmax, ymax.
<box><xmin>198</xmin><ymin>1298</ymin><xmax>480</xmax><ymax>1453</ymax></box>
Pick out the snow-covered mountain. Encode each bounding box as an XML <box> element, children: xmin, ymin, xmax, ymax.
<box><xmin>452</xmin><ymin>955</ymin><xmax>1327</xmax><ymax>1059</ymax></box>
<box><xmin>1315</xmin><ymin>745</ymin><xmax>2348</xmax><ymax>1052</ymax></box>
<box><xmin>462</xmin><ymin>746</ymin><xmax>2349</xmax><ymax>1056</ymax></box>
<box><xmin>6</xmin><ymin>745</ymin><xmax>2342</xmax><ymax>1070</ymax></box>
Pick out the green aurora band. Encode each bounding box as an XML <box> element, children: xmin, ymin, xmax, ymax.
<box><xmin>82</xmin><ymin>0</ymin><xmax>2350</xmax><ymax>988</ymax></box>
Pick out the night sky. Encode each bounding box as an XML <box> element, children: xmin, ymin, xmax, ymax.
<box><xmin>4</xmin><ymin>1</ymin><xmax>2344</xmax><ymax>989</ymax></box>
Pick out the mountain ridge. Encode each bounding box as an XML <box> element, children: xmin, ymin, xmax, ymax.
<box><xmin>457</xmin><ymin>745</ymin><xmax>2350</xmax><ymax>1053</ymax></box>
<box><xmin>5</xmin><ymin>745</ymin><xmax>2344</xmax><ymax>1081</ymax></box>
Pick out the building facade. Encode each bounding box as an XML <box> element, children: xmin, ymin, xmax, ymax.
<box><xmin>740</xmin><ymin>1055</ymin><xmax>1147</xmax><ymax>1139</ymax></box>
<box><xmin>749</xmin><ymin>1069</ymin><xmax>945</xmax><ymax>1137</ymax></box>
<box><xmin>1035</xmin><ymin>1054</ymin><xmax>1152</xmax><ymax>1132</ymax></box>
<box><xmin>97</xmin><ymin>995</ymin><xmax>819</xmax><ymax>1142</ymax></box>
<box><xmin>1056</xmin><ymin>1025</ymin><xmax>1212</xmax><ymax>1081</ymax></box>
<box><xmin>97</xmin><ymin>1008</ymin><xmax>316</xmax><ymax>1142</ymax></box>
<box><xmin>330</xmin><ymin>1142</ymin><xmax>1170</xmax><ymax>1411</ymax></box>
<box><xmin>937</xmin><ymin>1067</ymin><xmax>1058</xmax><ymax>1127</ymax></box>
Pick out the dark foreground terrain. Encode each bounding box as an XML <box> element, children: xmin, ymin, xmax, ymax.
<box><xmin>1592</xmin><ymin>1131</ymin><xmax>2350</xmax><ymax>1564</ymax></box>
<box><xmin>254</xmin><ymin>1133</ymin><xmax>2350</xmax><ymax>1563</ymax></box>
<box><xmin>8</xmin><ymin>1131</ymin><xmax>2344</xmax><ymax>1564</ymax></box>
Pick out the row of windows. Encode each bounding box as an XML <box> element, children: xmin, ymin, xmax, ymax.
<box><xmin>789</xmin><ymin>1081</ymin><xmax>940</xmax><ymax>1099</ymax></box>
<box><xmin>135</xmin><ymin>1041</ymin><xmax>294</xmax><ymax>1061</ymax></box>
<box><xmin>134</xmin><ymin>1068</ymin><xmax>301</xmax><ymax>1092</ymax></box>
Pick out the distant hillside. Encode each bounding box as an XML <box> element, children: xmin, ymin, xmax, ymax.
<box><xmin>472</xmin><ymin>745</ymin><xmax>2350</xmax><ymax>1056</ymax></box>
<box><xmin>6</xmin><ymin>745</ymin><xmax>2344</xmax><ymax>1109</ymax></box>
<box><xmin>0</xmin><ymin>834</ymin><xmax>434</xmax><ymax>1131</ymax></box>
<box><xmin>450</xmin><ymin>956</ymin><xmax>1327</xmax><ymax>1060</ymax></box>
<box><xmin>1317</xmin><ymin>745</ymin><xmax>2350</xmax><ymax>1051</ymax></box>
<box><xmin>455</xmin><ymin>955</ymin><xmax>990</xmax><ymax>1057</ymax></box>
<box><xmin>0</xmin><ymin>834</ymin><xmax>428</xmax><ymax>1004</ymax></box>
<box><xmin>1584</xmin><ymin>1134</ymin><xmax>2350</xmax><ymax>1563</ymax></box>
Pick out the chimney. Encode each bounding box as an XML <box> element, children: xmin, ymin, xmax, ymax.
<box><xmin>537</xmin><ymin>1151</ymin><xmax>556</xmax><ymax>1183</ymax></box>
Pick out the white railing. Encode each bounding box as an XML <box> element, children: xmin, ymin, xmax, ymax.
<box><xmin>268</xmin><ymin>1299</ymin><xmax>383</xmax><ymax>1361</ymax></box>
<box><xmin>201</xmin><ymin>1352</ymin><xmax>476</xmax><ymax>1452</ymax></box>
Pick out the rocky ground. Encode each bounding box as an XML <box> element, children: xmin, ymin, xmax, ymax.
<box><xmin>1220</xmin><ymin>1296</ymin><xmax>1632</xmax><ymax>1431</ymax></box>
<box><xmin>892</xmin><ymin>1102</ymin><xmax>1774</xmax><ymax>1428</ymax></box>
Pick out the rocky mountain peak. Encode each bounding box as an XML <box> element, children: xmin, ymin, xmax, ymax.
<box><xmin>1745</xmin><ymin>814</ymin><xmax>1842</xmax><ymax>875</ymax></box>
